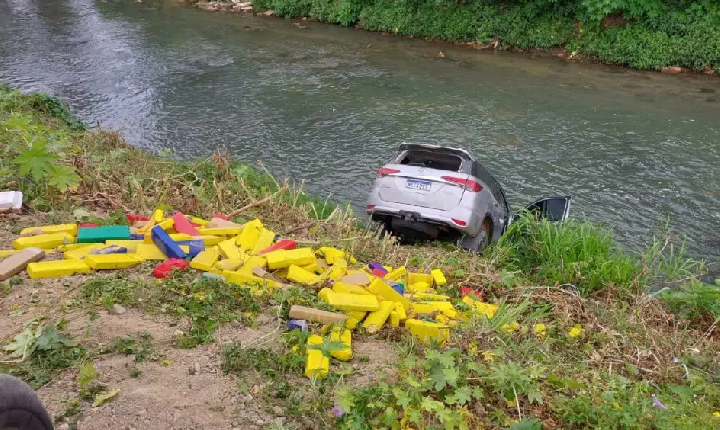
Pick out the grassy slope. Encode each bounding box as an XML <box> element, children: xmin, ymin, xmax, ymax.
<box><xmin>2</xmin><ymin>86</ymin><xmax>720</xmax><ymax>429</ymax></box>
<box><xmin>213</xmin><ymin>0</ymin><xmax>720</xmax><ymax>72</ymax></box>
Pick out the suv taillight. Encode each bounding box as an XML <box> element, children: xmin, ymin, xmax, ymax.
<box><xmin>441</xmin><ymin>176</ymin><xmax>483</xmax><ymax>192</ymax></box>
<box><xmin>377</xmin><ymin>167</ymin><xmax>401</xmax><ymax>178</ymax></box>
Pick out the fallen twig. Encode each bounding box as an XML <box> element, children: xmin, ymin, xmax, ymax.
<box><xmin>227</xmin><ymin>184</ymin><xmax>288</xmax><ymax>219</ymax></box>
<box><xmin>282</xmin><ymin>221</ymin><xmax>317</xmax><ymax>236</ymax></box>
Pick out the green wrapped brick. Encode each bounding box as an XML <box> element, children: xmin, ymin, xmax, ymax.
<box><xmin>76</xmin><ymin>226</ymin><xmax>131</xmax><ymax>243</ymax></box>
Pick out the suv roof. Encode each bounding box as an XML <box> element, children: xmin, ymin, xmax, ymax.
<box><xmin>398</xmin><ymin>143</ymin><xmax>476</xmax><ymax>162</ymax></box>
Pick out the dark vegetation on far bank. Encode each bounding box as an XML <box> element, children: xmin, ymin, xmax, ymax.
<box><xmin>204</xmin><ymin>0</ymin><xmax>720</xmax><ymax>73</ymax></box>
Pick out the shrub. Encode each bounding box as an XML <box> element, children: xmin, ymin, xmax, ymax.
<box><xmin>493</xmin><ymin>212</ymin><xmax>641</xmax><ymax>296</ymax></box>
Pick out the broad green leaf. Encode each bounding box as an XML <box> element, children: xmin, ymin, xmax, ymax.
<box><xmin>430</xmin><ymin>366</ymin><xmax>449</xmax><ymax>391</ymax></box>
<box><xmin>47</xmin><ymin>165</ymin><xmax>81</xmax><ymax>191</ymax></box>
<box><xmin>526</xmin><ymin>388</ymin><xmax>543</xmax><ymax>405</ymax></box>
<box><xmin>452</xmin><ymin>386</ymin><xmax>472</xmax><ymax>405</ymax></box>
<box><xmin>405</xmin><ymin>376</ymin><xmax>422</xmax><ymax>388</ymax></box>
<box><xmin>78</xmin><ymin>363</ymin><xmax>99</xmax><ymax>389</ymax></box>
<box><xmin>336</xmin><ymin>387</ymin><xmax>356</xmax><ymax>412</ymax></box>
<box><xmin>35</xmin><ymin>325</ymin><xmax>76</xmax><ymax>351</ymax></box>
<box><xmin>420</xmin><ymin>396</ymin><xmax>440</xmax><ymax>412</ymax></box>
<box><xmin>393</xmin><ymin>387</ymin><xmax>412</xmax><ymax>408</ymax></box>
<box><xmin>3</xmin><ymin>323</ymin><xmax>41</xmax><ymax>360</ymax></box>
<box><xmin>92</xmin><ymin>388</ymin><xmax>120</xmax><ymax>407</ymax></box>
<box><xmin>442</xmin><ymin>367</ymin><xmax>460</xmax><ymax>388</ymax></box>
<box><xmin>13</xmin><ymin>142</ymin><xmax>57</xmax><ymax>180</ymax></box>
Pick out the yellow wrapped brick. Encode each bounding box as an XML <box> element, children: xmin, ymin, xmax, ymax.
<box><xmin>190</xmin><ymin>248</ymin><xmax>220</xmax><ymax>271</ymax></box>
<box><xmin>20</xmin><ymin>224</ymin><xmax>77</xmax><ymax>237</ymax></box>
<box><xmin>189</xmin><ymin>216</ymin><xmax>208</xmax><ymax>226</ymax></box>
<box><xmin>168</xmin><ymin>233</ymin><xmax>193</xmax><ymax>242</ymax></box>
<box><xmin>329</xmin><ymin>328</ymin><xmax>352</xmax><ymax>361</ymax></box>
<box><xmin>84</xmin><ymin>254</ymin><xmax>144</xmax><ymax>270</ymax></box>
<box><xmin>236</xmin><ymin>219</ymin><xmax>263</xmax><ymax>250</ymax></box>
<box><xmin>435</xmin><ymin>314</ymin><xmax>459</xmax><ymax>326</ymax></box>
<box><xmin>405</xmin><ymin>319</ymin><xmax>450</xmax><ymax>344</ymax></box>
<box><xmin>265</xmin><ymin>248</ymin><xmax>315</xmax><ymax>270</ymax></box>
<box><xmin>411</xmin><ymin>301</ymin><xmax>459</xmax><ymax>319</ymax></box>
<box><xmin>300</xmin><ymin>261</ymin><xmax>322</xmax><ymax>274</ymax></box>
<box><xmin>333</xmin><ymin>281</ymin><xmax>371</xmax><ymax>295</ymax></box>
<box><xmin>152</xmin><ymin>209</ymin><xmax>164</xmax><ymax>223</ymax></box>
<box><xmin>214</xmin><ymin>258</ymin><xmax>245</xmax><ymax>272</ymax></box>
<box><xmin>319</xmin><ymin>288</ymin><xmax>380</xmax><ymax>312</ymax></box>
<box><xmin>406</xmin><ymin>292</ymin><xmax>450</xmax><ymax>301</ymax></box>
<box><xmin>197</xmin><ymin>226</ymin><xmax>244</xmax><ymax>236</ymax></box>
<box><xmin>13</xmin><ymin>233</ymin><xmax>74</xmax><ymax>250</ymax></box>
<box><xmin>362</xmin><ymin>301</ymin><xmax>394</xmax><ymax>333</ymax></box>
<box><xmin>156</xmin><ymin>218</ymin><xmax>174</xmax><ymax>231</ymax></box>
<box><xmin>323</xmin><ymin>258</ymin><xmax>347</xmax><ymax>281</ymax></box>
<box><xmin>461</xmin><ymin>296</ymin><xmax>499</xmax><ymax>318</ymax></box>
<box><xmin>218</xmin><ymin>238</ymin><xmax>242</xmax><ymax>260</ymax></box>
<box><xmin>408</xmin><ymin>273</ymin><xmax>433</xmax><ymax>285</ymax></box>
<box><xmin>250</xmin><ymin>229</ymin><xmax>275</xmax><ymax>255</ymax></box>
<box><xmin>319</xmin><ymin>247</ymin><xmax>345</xmax><ymax>265</ymax></box>
<box><xmin>384</xmin><ymin>266</ymin><xmax>407</xmax><ymax>281</ymax></box>
<box><xmin>304</xmin><ymin>335</ymin><xmax>329</xmax><ymax>379</ymax></box>
<box><xmin>367</xmin><ymin>278</ymin><xmax>411</xmax><ymax>309</ymax></box>
<box><xmin>0</xmin><ymin>250</ymin><xmax>22</xmax><ymax>258</ymax></box>
<box><xmin>344</xmin><ymin>311</ymin><xmax>367</xmax><ymax>329</ymax></box>
<box><xmin>287</xmin><ymin>264</ymin><xmax>321</xmax><ymax>285</ymax></box>
<box><xmin>390</xmin><ymin>302</ymin><xmax>407</xmax><ymax>327</ymax></box>
<box><xmin>390</xmin><ymin>312</ymin><xmax>401</xmax><ymax>327</ymax></box>
<box><xmin>431</xmin><ymin>269</ymin><xmax>447</xmax><ymax>286</ymax></box>
<box><xmin>64</xmin><ymin>244</ymin><xmax>106</xmax><ymax>260</ymax></box>
<box><xmin>105</xmin><ymin>240</ymin><xmax>143</xmax><ymax>251</ymax></box>
<box><xmin>224</xmin><ymin>270</ymin><xmax>277</xmax><ymax>290</ymax></box>
<box><xmin>27</xmin><ymin>260</ymin><xmax>91</xmax><ymax>279</ymax></box>
<box><xmin>394</xmin><ymin>302</ymin><xmax>407</xmax><ymax>320</ymax></box>
<box><xmin>57</xmin><ymin>243</ymin><xmax>95</xmax><ymax>252</ymax></box>
<box><xmin>239</xmin><ymin>256</ymin><xmax>266</xmax><ymax>272</ymax></box>
<box><xmin>136</xmin><ymin>243</ymin><xmax>176</xmax><ymax>260</ymax></box>
<box><xmin>196</xmin><ymin>235</ymin><xmax>224</xmax><ymax>246</ymax></box>
<box><xmin>406</xmin><ymin>281</ymin><xmax>432</xmax><ymax>294</ymax></box>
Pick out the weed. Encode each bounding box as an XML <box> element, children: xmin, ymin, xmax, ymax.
<box><xmin>82</xmin><ymin>275</ymin><xmax>140</xmax><ymax>309</ymax></box>
<box><xmin>1</xmin><ymin>319</ymin><xmax>86</xmax><ymax>388</ymax></box>
<box><xmin>111</xmin><ymin>332</ymin><xmax>155</xmax><ymax>362</ymax></box>
<box><xmin>657</xmin><ymin>278</ymin><xmax>720</xmax><ymax>322</ymax></box>
<box><xmin>493</xmin><ymin>212</ymin><xmax>643</xmax><ymax>296</ymax></box>
<box><xmin>171</xmin><ymin>277</ymin><xmax>260</xmax><ymax>348</ymax></box>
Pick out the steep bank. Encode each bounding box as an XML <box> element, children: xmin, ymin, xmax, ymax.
<box><xmin>2</xmin><ymin>86</ymin><xmax>720</xmax><ymax>429</ymax></box>
<box><xmin>193</xmin><ymin>0</ymin><xmax>720</xmax><ymax>73</ymax></box>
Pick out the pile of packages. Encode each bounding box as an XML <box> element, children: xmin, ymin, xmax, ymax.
<box><xmin>0</xmin><ymin>210</ymin><xmax>499</xmax><ymax>378</ymax></box>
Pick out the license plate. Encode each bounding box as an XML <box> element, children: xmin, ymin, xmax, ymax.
<box><xmin>406</xmin><ymin>179</ymin><xmax>431</xmax><ymax>191</ymax></box>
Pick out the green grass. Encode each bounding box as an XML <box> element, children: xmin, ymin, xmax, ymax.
<box><xmin>656</xmin><ymin>278</ymin><xmax>720</xmax><ymax>322</ymax></box>
<box><xmin>492</xmin><ymin>212</ymin><xmax>643</xmax><ymax>297</ymax></box>
<box><xmin>81</xmin><ymin>272</ymin><xmax>263</xmax><ymax>349</ymax></box>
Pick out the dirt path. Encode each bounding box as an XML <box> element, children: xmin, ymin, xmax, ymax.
<box><xmin>0</xmin><ymin>213</ymin><xmax>396</xmax><ymax>430</ymax></box>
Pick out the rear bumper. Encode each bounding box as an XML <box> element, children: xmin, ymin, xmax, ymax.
<box><xmin>366</xmin><ymin>202</ymin><xmax>476</xmax><ymax>236</ymax></box>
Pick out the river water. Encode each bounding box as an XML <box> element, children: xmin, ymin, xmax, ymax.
<box><xmin>1</xmin><ymin>0</ymin><xmax>719</xmax><ymax>268</ymax></box>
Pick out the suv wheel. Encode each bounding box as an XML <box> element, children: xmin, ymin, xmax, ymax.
<box><xmin>459</xmin><ymin>230</ymin><xmax>489</xmax><ymax>253</ymax></box>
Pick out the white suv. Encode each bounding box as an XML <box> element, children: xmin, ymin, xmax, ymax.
<box><xmin>367</xmin><ymin>143</ymin><xmax>570</xmax><ymax>252</ymax></box>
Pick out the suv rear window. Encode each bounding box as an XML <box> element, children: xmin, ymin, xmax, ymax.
<box><xmin>397</xmin><ymin>150</ymin><xmax>462</xmax><ymax>172</ymax></box>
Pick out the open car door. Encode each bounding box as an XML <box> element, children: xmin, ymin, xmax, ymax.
<box><xmin>522</xmin><ymin>196</ymin><xmax>571</xmax><ymax>222</ymax></box>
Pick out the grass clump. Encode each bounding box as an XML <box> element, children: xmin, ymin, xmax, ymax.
<box><xmin>657</xmin><ymin>278</ymin><xmax>720</xmax><ymax>322</ymax></box>
<box><xmin>1</xmin><ymin>319</ymin><xmax>86</xmax><ymax>389</ymax></box>
<box><xmin>493</xmin><ymin>212</ymin><xmax>642</xmax><ymax>297</ymax></box>
<box><xmin>111</xmin><ymin>331</ymin><xmax>155</xmax><ymax>363</ymax></box>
